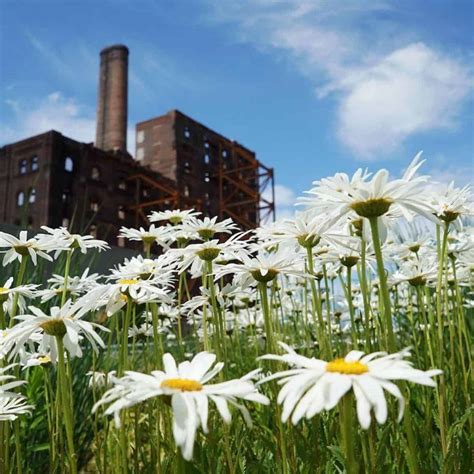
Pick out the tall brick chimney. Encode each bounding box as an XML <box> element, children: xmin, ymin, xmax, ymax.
<box><xmin>95</xmin><ymin>44</ymin><xmax>129</xmax><ymax>152</ymax></box>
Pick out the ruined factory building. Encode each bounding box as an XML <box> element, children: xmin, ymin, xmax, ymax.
<box><xmin>0</xmin><ymin>45</ymin><xmax>275</xmax><ymax>247</ymax></box>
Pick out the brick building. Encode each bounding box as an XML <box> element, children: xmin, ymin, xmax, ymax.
<box><xmin>0</xmin><ymin>45</ymin><xmax>274</xmax><ymax>246</ymax></box>
<box><xmin>136</xmin><ymin>110</ymin><xmax>275</xmax><ymax>229</ymax></box>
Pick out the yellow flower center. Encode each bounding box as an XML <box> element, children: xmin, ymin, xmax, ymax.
<box><xmin>118</xmin><ymin>279</ymin><xmax>139</xmax><ymax>285</ymax></box>
<box><xmin>326</xmin><ymin>359</ymin><xmax>369</xmax><ymax>375</ymax></box>
<box><xmin>0</xmin><ymin>287</ymin><xmax>8</xmax><ymax>294</ymax></box>
<box><xmin>38</xmin><ymin>355</ymin><xmax>51</xmax><ymax>364</ymax></box>
<box><xmin>160</xmin><ymin>378</ymin><xmax>203</xmax><ymax>392</ymax></box>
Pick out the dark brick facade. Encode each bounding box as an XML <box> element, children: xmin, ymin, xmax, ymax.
<box><xmin>136</xmin><ymin>110</ymin><xmax>271</xmax><ymax>228</ymax></box>
<box><xmin>0</xmin><ymin>112</ymin><xmax>274</xmax><ymax>246</ymax></box>
<box><xmin>0</xmin><ymin>131</ymin><xmax>177</xmax><ymax>246</ymax></box>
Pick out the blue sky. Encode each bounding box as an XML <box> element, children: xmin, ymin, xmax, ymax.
<box><xmin>1</xmin><ymin>0</ymin><xmax>473</xmax><ymax>217</ymax></box>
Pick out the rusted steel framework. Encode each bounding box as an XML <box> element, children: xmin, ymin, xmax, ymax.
<box><xmin>136</xmin><ymin>110</ymin><xmax>275</xmax><ymax>231</ymax></box>
<box><xmin>217</xmin><ymin>141</ymin><xmax>275</xmax><ymax>228</ymax></box>
<box><xmin>126</xmin><ymin>173</ymin><xmax>202</xmax><ymax>227</ymax></box>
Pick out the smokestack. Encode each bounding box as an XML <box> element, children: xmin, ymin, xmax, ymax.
<box><xmin>95</xmin><ymin>44</ymin><xmax>129</xmax><ymax>152</ymax></box>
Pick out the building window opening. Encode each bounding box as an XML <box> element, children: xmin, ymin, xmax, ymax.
<box><xmin>91</xmin><ymin>167</ymin><xmax>100</xmax><ymax>181</ymax></box>
<box><xmin>184</xmin><ymin>185</ymin><xmax>190</xmax><ymax>197</ymax></box>
<box><xmin>204</xmin><ymin>141</ymin><xmax>210</xmax><ymax>149</ymax></box>
<box><xmin>184</xmin><ymin>127</ymin><xmax>191</xmax><ymax>139</ymax></box>
<box><xmin>90</xmin><ymin>200</ymin><xmax>99</xmax><ymax>212</ymax></box>
<box><xmin>62</xmin><ymin>217</ymin><xmax>70</xmax><ymax>227</ymax></box>
<box><xmin>17</xmin><ymin>191</ymin><xmax>25</xmax><ymax>207</ymax></box>
<box><xmin>117</xmin><ymin>236</ymin><xmax>125</xmax><ymax>248</ymax></box>
<box><xmin>19</xmin><ymin>160</ymin><xmax>27</xmax><ymax>175</ymax></box>
<box><xmin>64</xmin><ymin>157</ymin><xmax>74</xmax><ymax>172</ymax></box>
<box><xmin>204</xmin><ymin>172</ymin><xmax>210</xmax><ymax>183</ymax></box>
<box><xmin>28</xmin><ymin>188</ymin><xmax>36</xmax><ymax>204</ymax></box>
<box><xmin>31</xmin><ymin>156</ymin><xmax>39</xmax><ymax>171</ymax></box>
<box><xmin>118</xmin><ymin>179</ymin><xmax>127</xmax><ymax>191</ymax></box>
<box><xmin>118</xmin><ymin>205</ymin><xmax>126</xmax><ymax>220</ymax></box>
<box><xmin>184</xmin><ymin>161</ymin><xmax>191</xmax><ymax>174</ymax></box>
<box><xmin>204</xmin><ymin>154</ymin><xmax>210</xmax><ymax>165</ymax></box>
<box><xmin>90</xmin><ymin>225</ymin><xmax>97</xmax><ymax>238</ymax></box>
<box><xmin>222</xmin><ymin>150</ymin><xmax>228</xmax><ymax>158</ymax></box>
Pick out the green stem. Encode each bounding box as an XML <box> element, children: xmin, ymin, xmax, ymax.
<box><xmin>56</xmin><ymin>336</ymin><xmax>77</xmax><ymax>474</ymax></box>
<box><xmin>119</xmin><ymin>299</ymin><xmax>133</xmax><ymax>376</ymax></box>
<box><xmin>341</xmin><ymin>394</ymin><xmax>356</xmax><ymax>474</ymax></box>
<box><xmin>368</xmin><ymin>217</ymin><xmax>396</xmax><ymax>352</ymax></box>
<box><xmin>346</xmin><ymin>266</ymin><xmax>357</xmax><ymax>347</ymax></box>
<box><xmin>305</xmin><ymin>247</ymin><xmax>328</xmax><ymax>356</ymax></box>
<box><xmin>9</xmin><ymin>257</ymin><xmax>28</xmax><ymax>327</ymax></box>
<box><xmin>359</xmin><ymin>238</ymin><xmax>372</xmax><ymax>351</ymax></box>
<box><xmin>434</xmin><ymin>222</ymin><xmax>449</xmax><ymax>457</ymax></box>
<box><xmin>61</xmin><ymin>250</ymin><xmax>73</xmax><ymax>306</ymax></box>
<box><xmin>259</xmin><ymin>282</ymin><xmax>275</xmax><ymax>353</ymax></box>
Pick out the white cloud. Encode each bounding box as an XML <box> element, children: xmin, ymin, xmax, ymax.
<box><xmin>202</xmin><ymin>1</ymin><xmax>473</xmax><ymax>160</ymax></box>
<box><xmin>428</xmin><ymin>165</ymin><xmax>473</xmax><ymax>188</ymax></box>
<box><xmin>336</xmin><ymin>43</ymin><xmax>472</xmax><ymax>158</ymax></box>
<box><xmin>262</xmin><ymin>183</ymin><xmax>297</xmax><ymax>220</ymax></box>
<box><xmin>1</xmin><ymin>92</ymin><xmax>136</xmax><ymax>154</ymax></box>
<box><xmin>1</xmin><ymin>92</ymin><xmax>96</xmax><ymax>144</ymax></box>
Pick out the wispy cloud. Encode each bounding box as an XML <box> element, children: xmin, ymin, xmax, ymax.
<box><xmin>262</xmin><ymin>183</ymin><xmax>297</xmax><ymax>220</ymax></box>
<box><xmin>25</xmin><ymin>31</ymin><xmax>96</xmax><ymax>85</ymax></box>
<box><xmin>0</xmin><ymin>92</ymin><xmax>136</xmax><ymax>153</ymax></box>
<box><xmin>23</xmin><ymin>31</ymin><xmax>206</xmax><ymax>106</ymax></box>
<box><xmin>201</xmin><ymin>1</ymin><xmax>473</xmax><ymax>160</ymax></box>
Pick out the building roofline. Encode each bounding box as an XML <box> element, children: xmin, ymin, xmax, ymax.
<box><xmin>136</xmin><ymin>109</ymin><xmax>255</xmax><ymax>154</ymax></box>
<box><xmin>0</xmin><ymin>130</ymin><xmax>63</xmax><ymax>149</ymax></box>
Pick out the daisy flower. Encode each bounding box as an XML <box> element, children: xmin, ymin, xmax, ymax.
<box><xmin>119</xmin><ymin>224</ymin><xmax>171</xmax><ymax>250</ymax></box>
<box><xmin>261</xmin><ymin>211</ymin><xmax>351</xmax><ymax>251</ymax></box>
<box><xmin>0</xmin><ymin>230</ymin><xmax>60</xmax><ymax>266</ymax></box>
<box><xmin>0</xmin><ymin>396</ymin><xmax>33</xmax><ymax>421</ymax></box>
<box><xmin>183</xmin><ymin>216</ymin><xmax>239</xmax><ymax>240</ymax></box>
<box><xmin>215</xmin><ymin>248</ymin><xmax>309</xmax><ymax>287</ymax></box>
<box><xmin>21</xmin><ymin>353</ymin><xmax>52</xmax><ymax>369</ymax></box>
<box><xmin>87</xmin><ymin>370</ymin><xmax>116</xmax><ymax>389</ymax></box>
<box><xmin>429</xmin><ymin>182</ymin><xmax>472</xmax><ymax>224</ymax></box>
<box><xmin>37</xmin><ymin>268</ymin><xmax>101</xmax><ymax>303</ymax></box>
<box><xmin>148</xmin><ymin>209</ymin><xmax>201</xmax><ymax>225</ymax></box>
<box><xmin>392</xmin><ymin>255</ymin><xmax>438</xmax><ymax>287</ymax></box>
<box><xmin>108</xmin><ymin>255</ymin><xmax>176</xmax><ymax>286</ymax></box>
<box><xmin>169</xmin><ymin>235</ymin><xmax>248</xmax><ymax>278</ymax></box>
<box><xmin>41</xmin><ymin>226</ymin><xmax>109</xmax><ymax>255</ymax></box>
<box><xmin>259</xmin><ymin>343</ymin><xmax>441</xmax><ymax>428</ymax></box>
<box><xmin>0</xmin><ymin>277</ymin><xmax>38</xmax><ymax>317</ymax></box>
<box><xmin>0</xmin><ymin>363</ymin><xmax>27</xmax><ymax>394</ymax></box>
<box><xmin>0</xmin><ymin>364</ymin><xmax>33</xmax><ymax>421</ymax></box>
<box><xmin>93</xmin><ymin>352</ymin><xmax>269</xmax><ymax>460</ymax></box>
<box><xmin>3</xmin><ymin>300</ymin><xmax>108</xmax><ymax>361</ymax></box>
<box><xmin>300</xmin><ymin>153</ymin><xmax>433</xmax><ymax>223</ymax></box>
<box><xmin>83</xmin><ymin>277</ymin><xmax>173</xmax><ymax>316</ymax></box>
